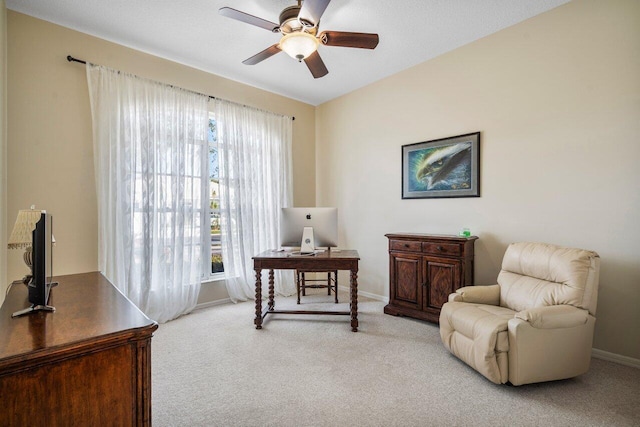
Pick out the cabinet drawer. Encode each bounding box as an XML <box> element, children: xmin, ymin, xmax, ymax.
<box><xmin>390</xmin><ymin>240</ymin><xmax>422</xmax><ymax>252</ymax></box>
<box><xmin>422</xmin><ymin>242</ymin><xmax>461</xmax><ymax>256</ymax></box>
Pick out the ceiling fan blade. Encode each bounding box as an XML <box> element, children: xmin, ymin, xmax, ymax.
<box><xmin>219</xmin><ymin>7</ymin><xmax>279</xmax><ymax>32</ymax></box>
<box><xmin>298</xmin><ymin>0</ymin><xmax>331</xmax><ymax>27</ymax></box>
<box><xmin>243</xmin><ymin>44</ymin><xmax>282</xmax><ymax>65</ymax></box>
<box><xmin>304</xmin><ymin>51</ymin><xmax>329</xmax><ymax>79</ymax></box>
<box><xmin>319</xmin><ymin>31</ymin><xmax>379</xmax><ymax>49</ymax></box>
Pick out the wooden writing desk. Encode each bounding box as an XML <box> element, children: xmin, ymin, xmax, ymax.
<box><xmin>0</xmin><ymin>272</ymin><xmax>158</xmax><ymax>426</ymax></box>
<box><xmin>253</xmin><ymin>249</ymin><xmax>360</xmax><ymax>331</ymax></box>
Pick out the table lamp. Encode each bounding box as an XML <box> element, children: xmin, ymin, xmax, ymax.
<box><xmin>7</xmin><ymin>206</ymin><xmax>47</xmax><ymax>284</ymax></box>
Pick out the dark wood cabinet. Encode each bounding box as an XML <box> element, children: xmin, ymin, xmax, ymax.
<box><xmin>0</xmin><ymin>272</ymin><xmax>158</xmax><ymax>426</ymax></box>
<box><xmin>384</xmin><ymin>233</ymin><xmax>478</xmax><ymax>323</ymax></box>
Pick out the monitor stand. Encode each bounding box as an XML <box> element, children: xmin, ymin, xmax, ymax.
<box><xmin>300</xmin><ymin>226</ymin><xmax>315</xmax><ymax>254</ymax></box>
<box><xmin>11</xmin><ymin>282</ymin><xmax>58</xmax><ymax>318</ymax></box>
<box><xmin>12</xmin><ymin>304</ymin><xmax>55</xmax><ymax>318</ymax></box>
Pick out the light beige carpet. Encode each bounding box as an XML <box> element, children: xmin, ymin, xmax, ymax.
<box><xmin>152</xmin><ymin>292</ymin><xmax>640</xmax><ymax>426</ymax></box>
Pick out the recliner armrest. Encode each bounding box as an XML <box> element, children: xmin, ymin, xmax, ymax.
<box><xmin>514</xmin><ymin>305</ymin><xmax>589</xmax><ymax>329</ymax></box>
<box><xmin>448</xmin><ymin>284</ymin><xmax>500</xmax><ymax>305</ymax></box>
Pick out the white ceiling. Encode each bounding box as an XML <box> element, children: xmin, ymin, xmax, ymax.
<box><xmin>7</xmin><ymin>0</ymin><xmax>569</xmax><ymax>106</ymax></box>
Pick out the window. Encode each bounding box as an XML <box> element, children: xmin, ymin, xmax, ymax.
<box><xmin>208</xmin><ymin>116</ymin><xmax>224</xmax><ymax>277</ymax></box>
<box><xmin>131</xmin><ymin>117</ymin><xmax>208</xmax><ymax>284</ymax></box>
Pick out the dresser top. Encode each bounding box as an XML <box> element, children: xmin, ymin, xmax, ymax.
<box><xmin>385</xmin><ymin>233</ymin><xmax>478</xmax><ymax>242</ymax></box>
<box><xmin>0</xmin><ymin>272</ymin><xmax>157</xmax><ymax>368</ymax></box>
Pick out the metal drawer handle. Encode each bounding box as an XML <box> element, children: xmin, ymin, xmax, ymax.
<box><xmin>404</xmin><ymin>244</ymin><xmax>410</xmax><ymax>248</ymax></box>
<box><xmin>437</xmin><ymin>246</ymin><xmax>443</xmax><ymax>251</ymax></box>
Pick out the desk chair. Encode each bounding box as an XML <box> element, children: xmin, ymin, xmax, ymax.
<box><xmin>296</xmin><ymin>270</ymin><xmax>338</xmax><ymax>304</ymax></box>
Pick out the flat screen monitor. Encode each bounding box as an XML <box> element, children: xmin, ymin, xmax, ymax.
<box><xmin>30</xmin><ymin>212</ymin><xmax>54</xmax><ymax>307</ymax></box>
<box><xmin>12</xmin><ymin>212</ymin><xmax>56</xmax><ymax>317</ymax></box>
<box><xmin>279</xmin><ymin>207</ymin><xmax>338</xmax><ymax>251</ymax></box>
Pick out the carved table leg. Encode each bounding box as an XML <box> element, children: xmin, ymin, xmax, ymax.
<box><xmin>268</xmin><ymin>269</ymin><xmax>275</xmax><ymax>311</ymax></box>
<box><xmin>254</xmin><ymin>268</ymin><xmax>263</xmax><ymax>329</ymax></box>
<box><xmin>350</xmin><ymin>269</ymin><xmax>359</xmax><ymax>332</ymax></box>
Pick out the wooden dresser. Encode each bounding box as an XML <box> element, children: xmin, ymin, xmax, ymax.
<box><xmin>384</xmin><ymin>233</ymin><xmax>478</xmax><ymax>323</ymax></box>
<box><xmin>0</xmin><ymin>272</ymin><xmax>158</xmax><ymax>426</ymax></box>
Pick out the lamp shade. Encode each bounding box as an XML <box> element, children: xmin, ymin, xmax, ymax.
<box><xmin>279</xmin><ymin>32</ymin><xmax>319</xmax><ymax>61</ymax></box>
<box><xmin>7</xmin><ymin>209</ymin><xmax>44</xmax><ymax>249</ymax></box>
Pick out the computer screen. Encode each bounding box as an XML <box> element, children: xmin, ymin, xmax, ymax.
<box><xmin>30</xmin><ymin>212</ymin><xmax>54</xmax><ymax>307</ymax></box>
<box><xmin>279</xmin><ymin>207</ymin><xmax>338</xmax><ymax>249</ymax></box>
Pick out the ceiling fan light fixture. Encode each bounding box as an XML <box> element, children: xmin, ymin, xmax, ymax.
<box><xmin>279</xmin><ymin>31</ymin><xmax>319</xmax><ymax>62</ymax></box>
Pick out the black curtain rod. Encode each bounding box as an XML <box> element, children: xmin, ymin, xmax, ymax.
<box><xmin>67</xmin><ymin>55</ymin><xmax>86</xmax><ymax>65</ymax></box>
<box><xmin>66</xmin><ymin>55</ymin><xmax>295</xmax><ymax>121</ymax></box>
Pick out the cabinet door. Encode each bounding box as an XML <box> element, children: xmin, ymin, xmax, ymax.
<box><xmin>389</xmin><ymin>253</ymin><xmax>422</xmax><ymax>310</ymax></box>
<box><xmin>423</xmin><ymin>256</ymin><xmax>461</xmax><ymax>312</ymax></box>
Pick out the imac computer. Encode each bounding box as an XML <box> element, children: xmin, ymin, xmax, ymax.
<box><xmin>279</xmin><ymin>207</ymin><xmax>338</xmax><ymax>254</ymax></box>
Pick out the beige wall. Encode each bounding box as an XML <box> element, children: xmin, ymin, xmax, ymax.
<box><xmin>0</xmin><ymin>0</ymin><xmax>6</xmax><ymax>306</ymax></box>
<box><xmin>5</xmin><ymin>11</ymin><xmax>316</xmax><ymax>302</ymax></box>
<box><xmin>316</xmin><ymin>0</ymin><xmax>640</xmax><ymax>359</ymax></box>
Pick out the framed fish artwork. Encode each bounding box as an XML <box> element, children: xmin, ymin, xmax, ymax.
<box><xmin>402</xmin><ymin>132</ymin><xmax>480</xmax><ymax>199</ymax></box>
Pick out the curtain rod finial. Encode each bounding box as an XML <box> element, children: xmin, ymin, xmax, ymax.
<box><xmin>67</xmin><ymin>55</ymin><xmax>87</xmax><ymax>64</ymax></box>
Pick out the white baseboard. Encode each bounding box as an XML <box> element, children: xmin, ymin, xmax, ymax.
<box><xmin>194</xmin><ymin>298</ymin><xmax>232</xmax><ymax>311</ymax></box>
<box><xmin>592</xmin><ymin>348</ymin><xmax>640</xmax><ymax>368</ymax></box>
<box><xmin>196</xmin><ymin>288</ymin><xmax>386</xmax><ymax>310</ymax></box>
<box><xmin>337</xmin><ymin>285</ymin><xmax>388</xmax><ymax>303</ymax></box>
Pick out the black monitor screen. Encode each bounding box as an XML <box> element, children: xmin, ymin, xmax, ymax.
<box><xmin>29</xmin><ymin>213</ymin><xmax>53</xmax><ymax>306</ymax></box>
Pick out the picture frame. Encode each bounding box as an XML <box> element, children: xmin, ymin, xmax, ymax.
<box><xmin>402</xmin><ymin>132</ymin><xmax>480</xmax><ymax>199</ymax></box>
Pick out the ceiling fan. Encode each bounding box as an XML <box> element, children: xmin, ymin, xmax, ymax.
<box><xmin>219</xmin><ymin>0</ymin><xmax>379</xmax><ymax>78</ymax></box>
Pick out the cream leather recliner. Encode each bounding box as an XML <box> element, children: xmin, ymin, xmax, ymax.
<box><xmin>439</xmin><ymin>242</ymin><xmax>600</xmax><ymax>386</ymax></box>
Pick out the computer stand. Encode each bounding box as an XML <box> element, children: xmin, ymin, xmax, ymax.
<box><xmin>11</xmin><ymin>281</ymin><xmax>58</xmax><ymax>318</ymax></box>
<box><xmin>12</xmin><ymin>304</ymin><xmax>56</xmax><ymax>318</ymax></box>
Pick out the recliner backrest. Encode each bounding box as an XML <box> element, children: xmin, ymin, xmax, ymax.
<box><xmin>497</xmin><ymin>242</ymin><xmax>600</xmax><ymax>315</ymax></box>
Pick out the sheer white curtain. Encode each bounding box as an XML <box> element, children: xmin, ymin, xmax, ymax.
<box><xmin>214</xmin><ymin>99</ymin><xmax>294</xmax><ymax>302</ymax></box>
<box><xmin>87</xmin><ymin>64</ymin><xmax>209</xmax><ymax>323</ymax></box>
